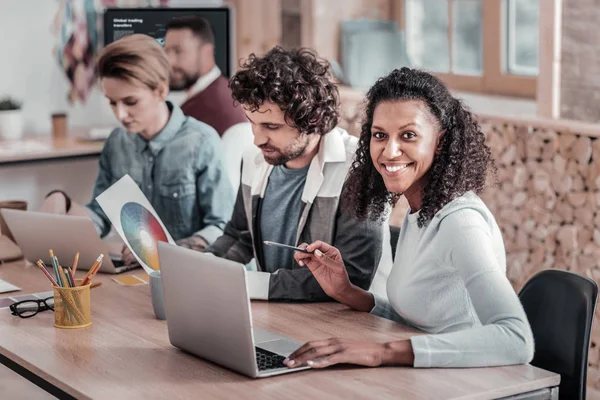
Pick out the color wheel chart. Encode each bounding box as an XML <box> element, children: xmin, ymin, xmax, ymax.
<box><xmin>120</xmin><ymin>202</ymin><xmax>169</xmax><ymax>271</ymax></box>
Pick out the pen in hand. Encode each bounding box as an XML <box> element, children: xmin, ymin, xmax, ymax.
<box><xmin>263</xmin><ymin>241</ymin><xmax>313</xmax><ymax>254</ymax></box>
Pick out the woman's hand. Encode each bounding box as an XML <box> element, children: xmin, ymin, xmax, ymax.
<box><xmin>284</xmin><ymin>338</ymin><xmax>415</xmax><ymax>369</ymax></box>
<box><xmin>121</xmin><ymin>245</ymin><xmax>137</xmax><ymax>265</ymax></box>
<box><xmin>283</xmin><ymin>338</ymin><xmax>386</xmax><ymax>369</ymax></box>
<box><xmin>293</xmin><ymin>241</ymin><xmax>352</xmax><ymax>300</ymax></box>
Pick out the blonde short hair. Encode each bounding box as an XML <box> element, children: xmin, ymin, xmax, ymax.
<box><xmin>97</xmin><ymin>34</ymin><xmax>170</xmax><ymax>90</ymax></box>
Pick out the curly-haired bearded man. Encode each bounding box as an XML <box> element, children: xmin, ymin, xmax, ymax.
<box><xmin>204</xmin><ymin>47</ymin><xmax>383</xmax><ymax>302</ymax></box>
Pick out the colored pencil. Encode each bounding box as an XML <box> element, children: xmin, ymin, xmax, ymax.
<box><xmin>81</xmin><ymin>254</ymin><xmax>103</xmax><ymax>286</ymax></box>
<box><xmin>35</xmin><ymin>260</ymin><xmax>59</xmax><ymax>287</ymax></box>
<box><xmin>39</xmin><ymin>259</ymin><xmax>51</xmax><ymax>272</ymax></box>
<box><xmin>82</xmin><ymin>259</ymin><xmax>103</xmax><ymax>286</ymax></box>
<box><xmin>55</xmin><ymin>258</ymin><xmax>63</xmax><ymax>286</ymax></box>
<box><xmin>67</xmin><ymin>267</ymin><xmax>76</xmax><ymax>287</ymax></box>
<box><xmin>71</xmin><ymin>252</ymin><xmax>80</xmax><ymax>275</ymax></box>
<box><xmin>58</xmin><ymin>267</ymin><xmax>70</xmax><ymax>288</ymax></box>
<box><xmin>40</xmin><ymin>259</ymin><xmax>61</xmax><ymax>287</ymax></box>
<box><xmin>63</xmin><ymin>267</ymin><xmax>74</xmax><ymax>287</ymax></box>
<box><xmin>49</xmin><ymin>251</ymin><xmax>62</xmax><ymax>287</ymax></box>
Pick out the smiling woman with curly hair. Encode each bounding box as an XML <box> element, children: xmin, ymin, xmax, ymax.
<box><xmin>343</xmin><ymin>67</ymin><xmax>496</xmax><ymax>226</ymax></box>
<box><xmin>289</xmin><ymin>67</ymin><xmax>534</xmax><ymax>370</ymax></box>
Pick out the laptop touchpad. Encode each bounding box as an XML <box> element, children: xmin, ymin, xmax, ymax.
<box><xmin>257</xmin><ymin>340</ymin><xmax>301</xmax><ymax>357</ymax></box>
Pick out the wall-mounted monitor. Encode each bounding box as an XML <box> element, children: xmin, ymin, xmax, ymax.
<box><xmin>103</xmin><ymin>7</ymin><xmax>233</xmax><ymax>77</ymax></box>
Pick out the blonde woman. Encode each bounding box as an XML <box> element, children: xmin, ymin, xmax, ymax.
<box><xmin>41</xmin><ymin>34</ymin><xmax>234</xmax><ymax>262</ymax></box>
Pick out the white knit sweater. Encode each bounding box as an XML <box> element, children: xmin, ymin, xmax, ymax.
<box><xmin>372</xmin><ymin>192</ymin><xmax>534</xmax><ymax>368</ymax></box>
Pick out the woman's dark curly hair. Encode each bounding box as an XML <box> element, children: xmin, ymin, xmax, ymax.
<box><xmin>229</xmin><ymin>46</ymin><xmax>339</xmax><ymax>135</ymax></box>
<box><xmin>343</xmin><ymin>67</ymin><xmax>496</xmax><ymax>227</ymax></box>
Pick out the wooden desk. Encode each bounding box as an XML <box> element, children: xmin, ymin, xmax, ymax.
<box><xmin>0</xmin><ymin>136</ymin><xmax>102</xmax><ymax>210</ymax></box>
<box><xmin>0</xmin><ymin>136</ymin><xmax>103</xmax><ymax>166</ymax></box>
<box><xmin>0</xmin><ymin>261</ymin><xmax>560</xmax><ymax>400</ymax></box>
<box><xmin>0</xmin><ymin>363</ymin><xmax>56</xmax><ymax>399</ymax></box>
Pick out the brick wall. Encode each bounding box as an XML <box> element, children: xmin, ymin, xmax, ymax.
<box><xmin>478</xmin><ymin>115</ymin><xmax>600</xmax><ymax>396</ymax></box>
<box><xmin>560</xmin><ymin>0</ymin><xmax>600</xmax><ymax>123</ymax></box>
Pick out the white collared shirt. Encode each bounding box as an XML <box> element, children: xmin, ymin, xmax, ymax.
<box><xmin>184</xmin><ymin>65</ymin><xmax>222</xmax><ymax>102</ymax></box>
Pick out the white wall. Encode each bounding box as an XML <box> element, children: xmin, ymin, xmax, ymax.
<box><xmin>0</xmin><ymin>1</ymin><xmax>115</xmax><ymax>134</ymax></box>
<box><xmin>0</xmin><ymin>0</ymin><xmax>224</xmax><ymax>135</ymax></box>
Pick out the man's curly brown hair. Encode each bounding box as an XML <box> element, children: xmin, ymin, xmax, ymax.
<box><xmin>229</xmin><ymin>46</ymin><xmax>339</xmax><ymax>135</ymax></box>
<box><xmin>343</xmin><ymin>67</ymin><xmax>496</xmax><ymax>227</ymax></box>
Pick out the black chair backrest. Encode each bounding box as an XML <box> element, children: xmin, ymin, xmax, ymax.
<box><xmin>519</xmin><ymin>269</ymin><xmax>598</xmax><ymax>400</ymax></box>
<box><xmin>390</xmin><ymin>225</ymin><xmax>400</xmax><ymax>261</ymax></box>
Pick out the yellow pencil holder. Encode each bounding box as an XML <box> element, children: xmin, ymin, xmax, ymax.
<box><xmin>53</xmin><ymin>283</ymin><xmax>92</xmax><ymax>329</ymax></box>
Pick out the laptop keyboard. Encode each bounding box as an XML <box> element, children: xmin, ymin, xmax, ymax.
<box><xmin>255</xmin><ymin>347</ymin><xmax>286</xmax><ymax>371</ymax></box>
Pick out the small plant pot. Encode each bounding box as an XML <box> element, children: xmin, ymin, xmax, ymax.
<box><xmin>0</xmin><ymin>110</ymin><xmax>24</xmax><ymax>140</ymax></box>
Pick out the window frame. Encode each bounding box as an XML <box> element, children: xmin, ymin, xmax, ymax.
<box><xmin>505</xmin><ymin>0</ymin><xmax>540</xmax><ymax>77</ymax></box>
<box><xmin>394</xmin><ymin>0</ymin><xmax>537</xmax><ymax>98</ymax></box>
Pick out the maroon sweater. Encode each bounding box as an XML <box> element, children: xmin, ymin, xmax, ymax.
<box><xmin>180</xmin><ymin>75</ymin><xmax>247</xmax><ymax>137</ymax></box>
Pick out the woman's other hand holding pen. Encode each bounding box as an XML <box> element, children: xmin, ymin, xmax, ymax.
<box><xmin>293</xmin><ymin>241</ymin><xmax>375</xmax><ymax>313</ymax></box>
<box><xmin>293</xmin><ymin>241</ymin><xmax>350</xmax><ymax>299</ymax></box>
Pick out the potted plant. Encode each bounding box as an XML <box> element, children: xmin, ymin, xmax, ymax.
<box><xmin>0</xmin><ymin>97</ymin><xmax>23</xmax><ymax>140</ymax></box>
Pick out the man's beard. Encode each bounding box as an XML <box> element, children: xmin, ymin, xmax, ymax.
<box><xmin>169</xmin><ymin>69</ymin><xmax>200</xmax><ymax>91</ymax></box>
<box><xmin>259</xmin><ymin>135</ymin><xmax>311</xmax><ymax>166</ymax></box>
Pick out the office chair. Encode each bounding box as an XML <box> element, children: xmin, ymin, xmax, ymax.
<box><xmin>221</xmin><ymin>122</ymin><xmax>254</xmax><ymax>191</ymax></box>
<box><xmin>519</xmin><ymin>269</ymin><xmax>598</xmax><ymax>400</ymax></box>
<box><xmin>390</xmin><ymin>225</ymin><xmax>400</xmax><ymax>261</ymax></box>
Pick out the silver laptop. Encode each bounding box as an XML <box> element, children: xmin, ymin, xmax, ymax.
<box><xmin>158</xmin><ymin>242</ymin><xmax>310</xmax><ymax>378</ymax></box>
<box><xmin>1</xmin><ymin>209</ymin><xmax>138</xmax><ymax>274</ymax></box>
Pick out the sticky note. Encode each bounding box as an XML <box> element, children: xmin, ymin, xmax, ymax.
<box><xmin>112</xmin><ymin>275</ymin><xmax>148</xmax><ymax>286</ymax></box>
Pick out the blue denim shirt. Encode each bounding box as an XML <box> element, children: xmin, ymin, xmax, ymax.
<box><xmin>86</xmin><ymin>102</ymin><xmax>235</xmax><ymax>243</ymax></box>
